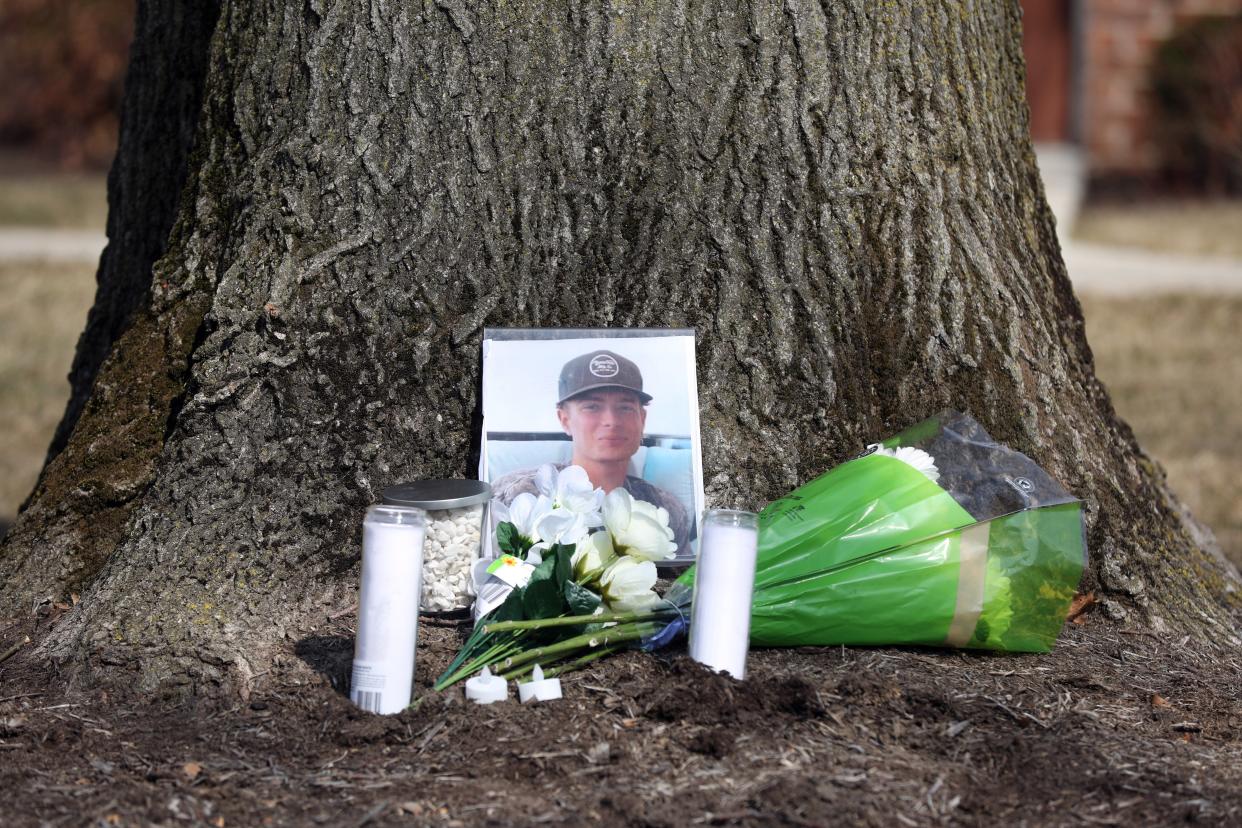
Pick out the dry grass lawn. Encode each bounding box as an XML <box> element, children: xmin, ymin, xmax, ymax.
<box><xmin>0</xmin><ymin>260</ymin><xmax>97</xmax><ymax>529</ymax></box>
<box><xmin>0</xmin><ymin>174</ymin><xmax>108</xmax><ymax>230</ymax></box>
<box><xmin>1075</xmin><ymin>201</ymin><xmax>1242</xmax><ymax>260</ymax></box>
<box><xmin>0</xmin><ymin>263</ymin><xmax>1238</xmax><ymax>571</ymax></box>
<box><xmin>1080</xmin><ymin>293</ymin><xmax>1242</xmax><ymax>569</ymax></box>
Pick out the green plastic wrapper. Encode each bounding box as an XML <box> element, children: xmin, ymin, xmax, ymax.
<box><xmin>667</xmin><ymin>412</ymin><xmax>1085</xmax><ymax>653</ymax></box>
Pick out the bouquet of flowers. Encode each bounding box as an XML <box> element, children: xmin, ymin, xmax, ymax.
<box><xmin>436</xmin><ymin>412</ymin><xmax>1087</xmax><ymax>691</ymax></box>
<box><xmin>661</xmin><ymin>411</ymin><xmax>1086</xmax><ymax>653</ymax></box>
<box><xmin>433</xmin><ymin>465</ymin><xmax>682</xmax><ymax>689</ymax></box>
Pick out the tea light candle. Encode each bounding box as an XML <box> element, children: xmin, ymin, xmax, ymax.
<box><xmin>688</xmin><ymin>509</ymin><xmax>759</xmax><ymax>679</ymax></box>
<box><xmin>350</xmin><ymin>505</ymin><xmax>427</xmax><ymax>715</ymax></box>
<box><xmin>465</xmin><ymin>666</ymin><xmax>508</xmax><ymax>704</ymax></box>
<box><xmin>517</xmin><ymin>664</ymin><xmax>562</xmax><ymax>703</ymax></box>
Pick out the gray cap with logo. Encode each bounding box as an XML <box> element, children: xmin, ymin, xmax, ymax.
<box><xmin>557</xmin><ymin>349</ymin><xmax>653</xmax><ymax>405</ymax></box>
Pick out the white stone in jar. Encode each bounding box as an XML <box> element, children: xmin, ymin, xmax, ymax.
<box><xmin>418</xmin><ymin>503</ymin><xmax>485</xmax><ymax>612</ymax></box>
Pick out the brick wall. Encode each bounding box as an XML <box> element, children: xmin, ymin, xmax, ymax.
<box><xmin>1082</xmin><ymin>0</ymin><xmax>1242</xmax><ymax>176</ymax></box>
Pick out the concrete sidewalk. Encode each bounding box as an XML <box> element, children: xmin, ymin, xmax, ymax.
<box><xmin>1036</xmin><ymin>142</ymin><xmax>1242</xmax><ymax>296</ymax></box>
<box><xmin>1064</xmin><ymin>243</ymin><xmax>1242</xmax><ymax>295</ymax></box>
<box><xmin>0</xmin><ymin>227</ymin><xmax>106</xmax><ymax>263</ymax></box>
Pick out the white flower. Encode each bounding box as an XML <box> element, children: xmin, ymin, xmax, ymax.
<box><xmin>534</xmin><ymin>464</ymin><xmax>604</xmax><ymax>527</ymax></box>
<box><xmin>571</xmin><ymin>531</ymin><xmax>619</xmax><ymax>587</ymax></box>
<box><xmin>599</xmin><ymin>556</ymin><xmax>661</xmax><ymax>612</ymax></box>
<box><xmin>871</xmin><ymin>444</ymin><xmax>940</xmax><ymax>483</ymax></box>
<box><xmin>493</xmin><ymin>492</ymin><xmax>554</xmax><ymax>541</ymax></box>
<box><xmin>602</xmin><ymin>489</ymin><xmax>677</xmax><ymax>562</ymax></box>
<box><xmin>554</xmin><ymin>465</ymin><xmax>606</xmax><ymax>520</ymax></box>
<box><xmin>530</xmin><ymin>508</ymin><xmax>591</xmax><ymax>554</ymax></box>
<box><xmin>534</xmin><ymin>463</ymin><xmax>558</xmax><ymax>499</ymax></box>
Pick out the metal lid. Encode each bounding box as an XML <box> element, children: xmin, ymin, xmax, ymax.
<box><xmin>382</xmin><ymin>479</ymin><xmax>492</xmax><ymax>510</ymax></box>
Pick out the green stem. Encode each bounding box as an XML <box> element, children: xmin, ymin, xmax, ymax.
<box><xmin>498</xmin><ymin>660</ymin><xmax>554</xmax><ymax>683</ymax></box>
<box><xmin>498</xmin><ymin>644</ymin><xmax>624</xmax><ymax>682</ymax></box>
<box><xmin>498</xmin><ymin>622</ymin><xmax>658</xmax><ymax>675</ymax></box>
<box><xmin>435</xmin><ymin>626</ymin><xmax>500</xmax><ymax>686</ymax></box>
<box><xmin>542</xmin><ymin>645</ymin><xmax>622</xmax><ymax>678</ymax></box>
<box><xmin>434</xmin><ymin>637</ymin><xmax>524</xmax><ymax>691</ymax></box>
<box><xmin>483</xmin><ymin>607</ymin><xmax>678</xmax><ymax>634</ymax></box>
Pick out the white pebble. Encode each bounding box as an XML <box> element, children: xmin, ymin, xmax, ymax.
<box><xmin>417</xmin><ymin>506</ymin><xmax>486</xmax><ymax>612</ymax></box>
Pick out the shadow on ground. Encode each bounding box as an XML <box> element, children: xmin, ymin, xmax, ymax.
<box><xmin>293</xmin><ymin>635</ymin><xmax>352</xmax><ymax>696</ymax></box>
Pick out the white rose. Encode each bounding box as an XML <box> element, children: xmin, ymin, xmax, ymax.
<box><xmin>599</xmin><ymin>556</ymin><xmax>661</xmax><ymax>612</ymax></box>
<box><xmin>603</xmin><ymin>489</ymin><xmax>677</xmax><ymax>562</ymax></box>
<box><xmin>571</xmin><ymin>531</ymin><xmax>618</xmax><ymax>588</ymax></box>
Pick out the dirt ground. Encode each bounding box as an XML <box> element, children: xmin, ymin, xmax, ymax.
<box><xmin>2</xmin><ymin>601</ymin><xmax>1241</xmax><ymax>827</ymax></box>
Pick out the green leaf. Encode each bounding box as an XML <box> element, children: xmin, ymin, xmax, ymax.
<box><xmin>493</xmin><ymin>587</ymin><xmax>527</xmax><ymax>623</ymax></box>
<box><xmin>496</xmin><ymin>522</ymin><xmax>533</xmax><ymax>559</ymax></box>
<box><xmin>564</xmin><ymin>580</ymin><xmax>602</xmax><ymax>617</ymax></box>
<box><xmin>496</xmin><ymin>522</ymin><xmax>518</xmax><ymax>556</ymax></box>
<box><xmin>522</xmin><ymin>578</ymin><xmax>566</xmax><ymax>620</ymax></box>
<box><xmin>528</xmin><ymin>549</ymin><xmax>559</xmax><ymax>586</ymax></box>
<box><xmin>550</xmin><ymin>544</ymin><xmax>573</xmax><ymax>588</ymax></box>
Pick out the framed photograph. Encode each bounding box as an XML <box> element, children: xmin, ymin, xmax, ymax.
<box><xmin>481</xmin><ymin>328</ymin><xmax>705</xmax><ymax>564</ymax></box>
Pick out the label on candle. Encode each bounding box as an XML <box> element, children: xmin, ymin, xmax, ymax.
<box><xmin>350</xmin><ymin>662</ymin><xmax>395</xmax><ymax>713</ymax></box>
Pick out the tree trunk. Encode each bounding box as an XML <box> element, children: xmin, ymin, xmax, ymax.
<box><xmin>46</xmin><ymin>0</ymin><xmax>222</xmax><ymax>462</ymax></box>
<box><xmin>2</xmin><ymin>0</ymin><xmax>221</xmax><ymax>610</ymax></box>
<box><xmin>2</xmin><ymin>0</ymin><xmax>1237</xmax><ymax>696</ymax></box>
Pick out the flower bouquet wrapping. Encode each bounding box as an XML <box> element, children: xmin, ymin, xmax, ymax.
<box><xmin>662</xmin><ymin>410</ymin><xmax>1086</xmax><ymax>653</ymax></box>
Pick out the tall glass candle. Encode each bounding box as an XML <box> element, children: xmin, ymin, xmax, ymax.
<box><xmin>689</xmin><ymin>509</ymin><xmax>759</xmax><ymax>679</ymax></box>
<box><xmin>350</xmin><ymin>505</ymin><xmax>427</xmax><ymax>714</ymax></box>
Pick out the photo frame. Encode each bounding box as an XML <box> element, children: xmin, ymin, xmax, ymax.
<box><xmin>480</xmin><ymin>328</ymin><xmax>705</xmax><ymax>564</ymax></box>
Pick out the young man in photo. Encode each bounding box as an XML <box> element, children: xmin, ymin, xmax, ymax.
<box><xmin>491</xmin><ymin>349</ymin><xmax>691</xmax><ymax>557</ymax></box>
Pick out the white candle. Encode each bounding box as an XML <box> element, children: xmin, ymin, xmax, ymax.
<box><xmin>350</xmin><ymin>505</ymin><xmax>427</xmax><ymax>714</ymax></box>
<box><xmin>465</xmin><ymin>666</ymin><xmax>508</xmax><ymax>704</ymax></box>
<box><xmin>517</xmin><ymin>664</ymin><xmax>562</xmax><ymax>703</ymax></box>
<box><xmin>688</xmin><ymin>510</ymin><xmax>759</xmax><ymax>679</ymax></box>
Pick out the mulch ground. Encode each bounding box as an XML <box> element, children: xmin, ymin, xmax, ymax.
<box><xmin>2</xmin><ymin>605</ymin><xmax>1241</xmax><ymax>827</ymax></box>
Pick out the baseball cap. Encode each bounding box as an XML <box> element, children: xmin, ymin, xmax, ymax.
<box><xmin>557</xmin><ymin>350</ymin><xmax>653</xmax><ymax>405</ymax></box>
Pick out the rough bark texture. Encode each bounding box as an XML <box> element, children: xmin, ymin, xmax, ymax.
<box><xmin>2</xmin><ymin>0</ymin><xmax>1237</xmax><ymax>695</ymax></box>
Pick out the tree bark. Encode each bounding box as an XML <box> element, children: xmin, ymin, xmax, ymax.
<box><xmin>2</xmin><ymin>0</ymin><xmax>1237</xmax><ymax>696</ymax></box>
